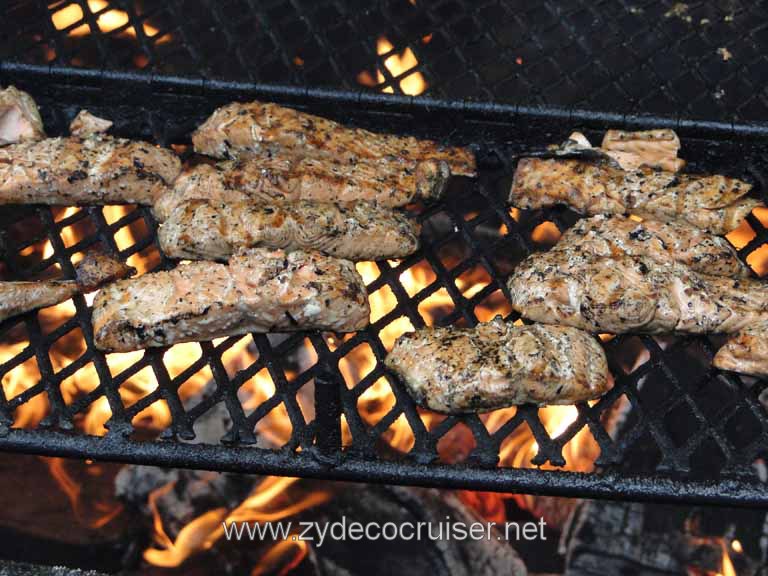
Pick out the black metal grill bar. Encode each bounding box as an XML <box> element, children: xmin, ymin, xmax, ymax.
<box><xmin>4</xmin><ymin>61</ymin><xmax>768</xmax><ymax>138</ymax></box>
<box><xmin>2</xmin><ymin>64</ymin><xmax>768</xmax><ymax>505</ymax></box>
<box><xmin>0</xmin><ymin>427</ymin><xmax>765</xmax><ymax>508</ymax></box>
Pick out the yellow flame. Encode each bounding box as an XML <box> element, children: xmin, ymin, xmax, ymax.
<box><xmin>1</xmin><ymin>342</ymin><xmax>48</xmax><ymax>428</ymax></box>
<box><xmin>357</xmin><ymin>36</ymin><xmax>427</xmax><ymax>95</ymax></box>
<box><xmin>719</xmin><ymin>538</ymin><xmax>738</xmax><ymax>576</ymax></box>
<box><xmin>51</xmin><ymin>0</ymin><xmax>168</xmax><ymax>42</ymax></box>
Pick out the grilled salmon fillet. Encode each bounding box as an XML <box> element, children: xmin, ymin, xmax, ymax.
<box><xmin>158</xmin><ymin>199</ymin><xmax>419</xmax><ymax>261</ymax></box>
<box><xmin>0</xmin><ymin>281</ymin><xmax>77</xmax><ymax>322</ymax></box>
<box><xmin>714</xmin><ymin>321</ymin><xmax>768</xmax><ymax>377</ymax></box>
<box><xmin>386</xmin><ymin>318</ymin><xmax>610</xmax><ymax>413</ymax></box>
<box><xmin>510</xmin><ymin>157</ymin><xmax>757</xmax><ymax>234</ymax></box>
<box><xmin>92</xmin><ymin>248</ymin><xmax>370</xmax><ymax>352</ymax></box>
<box><xmin>192</xmin><ymin>100</ymin><xmax>476</xmax><ymax>177</ymax></box>
<box><xmin>557</xmin><ymin>214</ymin><xmax>749</xmax><ymax>278</ymax></box>
<box><xmin>154</xmin><ymin>153</ymin><xmax>448</xmax><ymax>220</ymax></box>
<box><xmin>0</xmin><ymin>135</ymin><xmax>181</xmax><ymax>205</ymax></box>
<box><xmin>0</xmin><ymin>86</ymin><xmax>45</xmax><ymax>146</ymax></box>
<box><xmin>0</xmin><ymin>252</ymin><xmax>134</xmax><ymax>322</ymax></box>
<box><xmin>508</xmin><ymin>248</ymin><xmax>768</xmax><ymax>335</ymax></box>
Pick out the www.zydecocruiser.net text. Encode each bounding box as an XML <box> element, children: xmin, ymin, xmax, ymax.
<box><xmin>222</xmin><ymin>516</ymin><xmax>547</xmax><ymax>547</ymax></box>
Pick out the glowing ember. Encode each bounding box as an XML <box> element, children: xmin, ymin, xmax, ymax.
<box><xmin>357</xmin><ymin>37</ymin><xmax>427</xmax><ymax>96</ymax></box>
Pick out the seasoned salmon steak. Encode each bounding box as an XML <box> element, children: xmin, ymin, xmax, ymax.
<box><xmin>158</xmin><ymin>199</ymin><xmax>420</xmax><ymax>261</ymax></box>
<box><xmin>510</xmin><ymin>157</ymin><xmax>757</xmax><ymax>235</ymax></box>
<box><xmin>153</xmin><ymin>153</ymin><xmax>448</xmax><ymax>219</ymax></box>
<box><xmin>0</xmin><ymin>135</ymin><xmax>180</xmax><ymax>205</ymax></box>
<box><xmin>92</xmin><ymin>248</ymin><xmax>370</xmax><ymax>352</ymax></box>
<box><xmin>509</xmin><ymin>248</ymin><xmax>768</xmax><ymax>335</ymax></box>
<box><xmin>0</xmin><ymin>252</ymin><xmax>134</xmax><ymax>322</ymax></box>
<box><xmin>0</xmin><ymin>85</ymin><xmax>45</xmax><ymax>146</ymax></box>
<box><xmin>386</xmin><ymin>318</ymin><xmax>610</xmax><ymax>413</ymax></box>
<box><xmin>192</xmin><ymin>100</ymin><xmax>476</xmax><ymax>177</ymax></box>
<box><xmin>714</xmin><ymin>321</ymin><xmax>768</xmax><ymax>377</ymax></box>
<box><xmin>557</xmin><ymin>214</ymin><xmax>748</xmax><ymax>278</ymax></box>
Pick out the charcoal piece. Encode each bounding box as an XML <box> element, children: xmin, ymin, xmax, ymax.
<box><xmin>0</xmin><ymin>561</ymin><xmax>108</xmax><ymax>576</ymax></box>
<box><xmin>563</xmin><ymin>500</ymin><xmax>688</xmax><ymax>575</ymax></box>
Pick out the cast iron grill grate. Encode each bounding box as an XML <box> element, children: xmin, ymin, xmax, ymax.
<box><xmin>5</xmin><ymin>1</ymin><xmax>768</xmax><ymax>124</ymax></box>
<box><xmin>1</xmin><ymin>67</ymin><xmax>768</xmax><ymax>505</ymax></box>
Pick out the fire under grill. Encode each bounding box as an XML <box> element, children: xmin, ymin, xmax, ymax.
<box><xmin>1</xmin><ymin>64</ymin><xmax>768</xmax><ymax>508</ymax></box>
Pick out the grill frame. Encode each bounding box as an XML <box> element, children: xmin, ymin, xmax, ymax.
<box><xmin>2</xmin><ymin>63</ymin><xmax>768</xmax><ymax>507</ymax></box>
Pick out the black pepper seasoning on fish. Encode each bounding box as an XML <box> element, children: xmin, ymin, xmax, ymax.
<box><xmin>386</xmin><ymin>318</ymin><xmax>610</xmax><ymax>413</ymax></box>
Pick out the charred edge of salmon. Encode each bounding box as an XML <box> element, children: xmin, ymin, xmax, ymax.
<box><xmin>74</xmin><ymin>251</ymin><xmax>135</xmax><ymax>291</ymax></box>
<box><xmin>449</xmin><ymin>146</ymin><xmax>478</xmax><ymax>178</ymax></box>
<box><xmin>508</xmin><ymin>157</ymin><xmax>543</xmax><ymax>207</ymax></box>
<box><xmin>415</xmin><ymin>159</ymin><xmax>451</xmax><ymax>202</ymax></box>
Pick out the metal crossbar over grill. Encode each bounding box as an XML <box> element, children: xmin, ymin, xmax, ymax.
<box><xmin>1</xmin><ymin>65</ymin><xmax>768</xmax><ymax>506</ymax></box>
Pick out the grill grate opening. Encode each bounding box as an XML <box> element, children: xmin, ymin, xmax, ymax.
<box><xmin>1</xmin><ymin>71</ymin><xmax>768</xmax><ymax>505</ymax></box>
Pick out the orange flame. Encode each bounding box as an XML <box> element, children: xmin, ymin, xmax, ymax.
<box><xmin>44</xmin><ymin>457</ymin><xmax>123</xmax><ymax>528</ymax></box>
<box><xmin>144</xmin><ymin>476</ymin><xmax>330</xmax><ymax>568</ymax></box>
<box><xmin>252</xmin><ymin>540</ymin><xmax>308</xmax><ymax>576</ymax></box>
<box><xmin>726</xmin><ymin>207</ymin><xmax>768</xmax><ymax>276</ymax></box>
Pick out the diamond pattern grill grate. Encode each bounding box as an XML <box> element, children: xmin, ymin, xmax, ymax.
<box><xmin>0</xmin><ymin>68</ymin><xmax>767</xmax><ymax>505</ymax></box>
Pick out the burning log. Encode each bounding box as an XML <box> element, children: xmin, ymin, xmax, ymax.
<box><xmin>305</xmin><ymin>484</ymin><xmax>527</xmax><ymax>576</ymax></box>
<box><xmin>0</xmin><ymin>453</ymin><xmax>139</xmax><ymax>573</ymax></box>
<box><xmin>562</xmin><ymin>499</ymin><xmax>763</xmax><ymax>576</ymax></box>
<box><xmin>118</xmin><ymin>469</ymin><xmax>528</xmax><ymax>575</ymax></box>
<box><xmin>115</xmin><ymin>380</ymin><xmax>260</xmax><ymax>537</ymax></box>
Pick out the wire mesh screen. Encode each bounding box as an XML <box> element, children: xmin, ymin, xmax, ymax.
<box><xmin>1</xmin><ymin>73</ymin><xmax>768</xmax><ymax>504</ymax></box>
<box><xmin>3</xmin><ymin>0</ymin><xmax>768</xmax><ymax>125</ymax></box>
